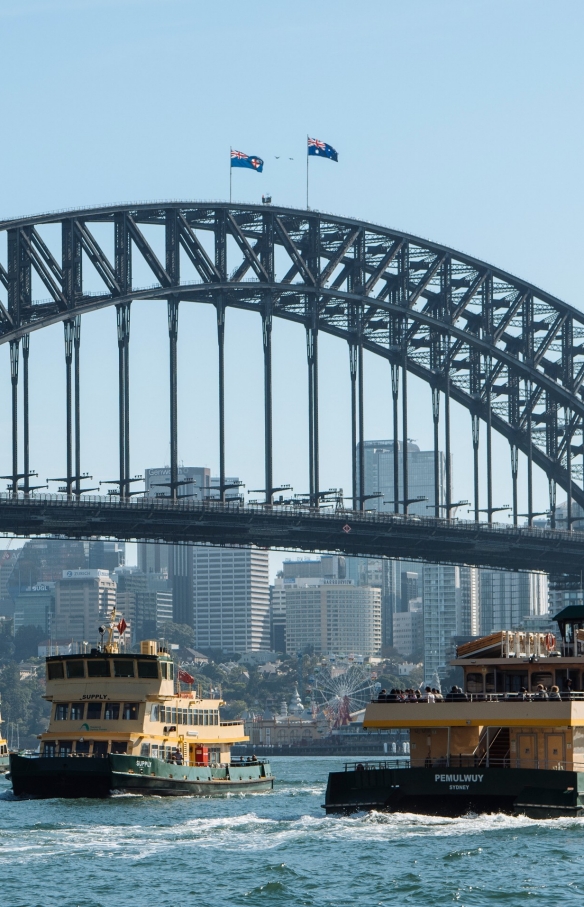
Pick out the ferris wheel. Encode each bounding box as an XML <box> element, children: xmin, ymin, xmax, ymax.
<box><xmin>312</xmin><ymin>664</ymin><xmax>375</xmax><ymax>727</ymax></box>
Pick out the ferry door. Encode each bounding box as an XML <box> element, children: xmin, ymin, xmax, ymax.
<box><xmin>188</xmin><ymin>744</ymin><xmax>197</xmax><ymax>766</ymax></box>
<box><xmin>517</xmin><ymin>734</ymin><xmax>537</xmax><ymax>769</ymax></box>
<box><xmin>545</xmin><ymin>734</ymin><xmax>565</xmax><ymax>770</ymax></box>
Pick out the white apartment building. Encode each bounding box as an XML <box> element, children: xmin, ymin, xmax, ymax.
<box><xmin>193</xmin><ymin>547</ymin><xmax>270</xmax><ymax>653</ymax></box>
<box><xmin>285</xmin><ymin>579</ymin><xmax>381</xmax><ymax>657</ymax></box>
<box><xmin>423</xmin><ymin>564</ymin><xmax>479</xmax><ymax>683</ymax></box>
<box><xmin>480</xmin><ymin>570</ymin><xmax>548</xmax><ymax>634</ymax></box>
<box><xmin>53</xmin><ymin>569</ymin><xmax>117</xmax><ymax>644</ymax></box>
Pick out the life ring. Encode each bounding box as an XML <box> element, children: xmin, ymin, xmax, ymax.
<box><xmin>544</xmin><ymin>633</ymin><xmax>556</xmax><ymax>652</ymax></box>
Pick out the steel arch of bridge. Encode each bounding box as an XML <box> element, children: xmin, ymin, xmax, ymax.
<box><xmin>1</xmin><ymin>201</ymin><xmax>583</xmax><ymax>527</ymax></box>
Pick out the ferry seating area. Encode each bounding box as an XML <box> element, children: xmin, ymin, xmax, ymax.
<box><xmin>342</xmin><ymin>755</ymin><xmax>584</xmax><ymax>771</ymax></box>
<box><xmin>375</xmin><ymin>692</ymin><xmax>584</xmax><ymax>703</ymax></box>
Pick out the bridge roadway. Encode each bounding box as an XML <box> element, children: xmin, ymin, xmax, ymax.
<box><xmin>0</xmin><ymin>495</ymin><xmax>583</xmax><ymax>575</ymax></box>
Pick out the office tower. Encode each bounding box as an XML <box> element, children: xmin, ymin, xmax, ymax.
<box><xmin>115</xmin><ymin>567</ymin><xmax>173</xmax><ymax>640</ymax></box>
<box><xmin>423</xmin><ymin>564</ymin><xmax>478</xmax><ymax>683</ymax></box>
<box><xmin>359</xmin><ymin>439</ymin><xmax>444</xmax><ymax>647</ymax></box>
<box><xmin>392</xmin><ymin>609</ymin><xmax>424</xmax><ymax>658</ymax></box>
<box><xmin>13</xmin><ymin>583</ymin><xmax>55</xmax><ymax>634</ymax></box>
<box><xmin>7</xmin><ymin>540</ymin><xmax>87</xmax><ymax>595</ymax></box>
<box><xmin>88</xmin><ymin>540</ymin><xmax>125</xmax><ymax>572</ymax></box>
<box><xmin>285</xmin><ymin>578</ymin><xmax>381</xmax><ymax>657</ymax></box>
<box><xmin>480</xmin><ymin>570</ymin><xmax>548</xmax><ymax>634</ymax></box>
<box><xmin>137</xmin><ymin>466</ymin><xmax>241</xmax><ymax>627</ymax></box>
<box><xmin>193</xmin><ymin>547</ymin><xmax>270</xmax><ymax>653</ymax></box>
<box><xmin>361</xmin><ymin>439</ymin><xmax>444</xmax><ymax>516</ymax></box>
<box><xmin>270</xmin><ymin>575</ymin><xmax>286</xmax><ymax>653</ymax></box>
<box><xmin>283</xmin><ymin>555</ymin><xmax>346</xmax><ymax>582</ymax></box>
<box><xmin>53</xmin><ymin>569</ymin><xmax>117</xmax><ymax>644</ymax></box>
<box><xmin>0</xmin><ymin>548</ymin><xmax>19</xmax><ymax>616</ymax></box>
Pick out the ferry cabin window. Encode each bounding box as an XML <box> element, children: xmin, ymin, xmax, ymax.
<box><xmin>55</xmin><ymin>704</ymin><xmax>68</xmax><ymax>720</ymax></box>
<box><xmin>87</xmin><ymin>660</ymin><xmax>110</xmax><ymax>677</ymax></box>
<box><xmin>465</xmin><ymin>673</ymin><xmax>483</xmax><ymax>694</ymax></box>
<box><xmin>114</xmin><ymin>660</ymin><xmax>135</xmax><ymax>678</ymax></box>
<box><xmin>59</xmin><ymin>742</ymin><xmax>73</xmax><ymax>755</ymax></box>
<box><xmin>531</xmin><ymin>672</ymin><xmax>553</xmax><ymax>691</ymax></box>
<box><xmin>86</xmin><ymin>702</ymin><xmax>103</xmax><ymax>720</ymax></box>
<box><xmin>150</xmin><ymin>704</ymin><xmax>159</xmax><ymax>721</ymax></box>
<box><xmin>93</xmin><ymin>741</ymin><xmax>108</xmax><ymax>756</ymax></box>
<box><xmin>122</xmin><ymin>703</ymin><xmax>139</xmax><ymax>721</ymax></box>
<box><xmin>104</xmin><ymin>703</ymin><xmax>120</xmax><ymax>720</ymax></box>
<box><xmin>160</xmin><ymin>662</ymin><xmax>167</xmax><ymax>679</ymax></box>
<box><xmin>140</xmin><ymin>743</ymin><xmax>151</xmax><ymax>757</ymax></box>
<box><xmin>66</xmin><ymin>661</ymin><xmax>85</xmax><ymax>679</ymax></box>
<box><xmin>43</xmin><ymin>743</ymin><xmax>57</xmax><ymax>756</ymax></box>
<box><xmin>110</xmin><ymin>741</ymin><xmax>128</xmax><ymax>754</ymax></box>
<box><xmin>47</xmin><ymin>662</ymin><xmax>64</xmax><ymax>680</ymax></box>
<box><xmin>137</xmin><ymin>660</ymin><xmax>158</xmax><ymax>679</ymax></box>
<box><xmin>75</xmin><ymin>740</ymin><xmax>90</xmax><ymax>754</ymax></box>
<box><xmin>70</xmin><ymin>703</ymin><xmax>85</xmax><ymax>720</ymax></box>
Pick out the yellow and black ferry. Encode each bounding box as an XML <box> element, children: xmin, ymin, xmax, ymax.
<box><xmin>9</xmin><ymin>622</ymin><xmax>273</xmax><ymax>799</ymax></box>
<box><xmin>0</xmin><ymin>695</ymin><xmax>9</xmax><ymax>773</ymax></box>
<box><xmin>325</xmin><ymin>609</ymin><xmax>584</xmax><ymax>818</ymax></box>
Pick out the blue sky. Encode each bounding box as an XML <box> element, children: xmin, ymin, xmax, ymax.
<box><xmin>0</xmin><ymin>0</ymin><xmax>582</xmax><ymax>572</ymax></box>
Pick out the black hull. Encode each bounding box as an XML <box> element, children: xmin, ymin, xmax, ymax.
<box><xmin>324</xmin><ymin>763</ymin><xmax>584</xmax><ymax>819</ymax></box>
<box><xmin>10</xmin><ymin>754</ymin><xmax>274</xmax><ymax>799</ymax></box>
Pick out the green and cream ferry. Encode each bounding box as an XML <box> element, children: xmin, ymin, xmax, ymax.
<box><xmin>9</xmin><ymin>628</ymin><xmax>273</xmax><ymax>799</ymax></box>
<box><xmin>325</xmin><ymin>609</ymin><xmax>584</xmax><ymax>818</ymax></box>
<box><xmin>0</xmin><ymin>695</ymin><xmax>9</xmax><ymax>773</ymax></box>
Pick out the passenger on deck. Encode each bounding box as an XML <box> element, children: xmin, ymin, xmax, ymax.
<box><xmin>519</xmin><ymin>686</ymin><xmax>531</xmax><ymax>700</ymax></box>
<box><xmin>424</xmin><ymin>686</ymin><xmax>436</xmax><ymax>703</ymax></box>
<box><xmin>534</xmin><ymin>684</ymin><xmax>549</xmax><ymax>700</ymax></box>
<box><xmin>446</xmin><ymin>686</ymin><xmax>468</xmax><ymax>701</ymax></box>
<box><xmin>174</xmin><ymin>748</ymin><xmax>183</xmax><ymax>765</ymax></box>
<box><xmin>432</xmin><ymin>688</ymin><xmax>443</xmax><ymax>702</ymax></box>
<box><xmin>549</xmin><ymin>685</ymin><xmax>561</xmax><ymax>700</ymax></box>
<box><xmin>378</xmin><ymin>689</ymin><xmax>387</xmax><ymax>701</ymax></box>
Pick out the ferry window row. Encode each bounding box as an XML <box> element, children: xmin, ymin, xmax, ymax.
<box><xmin>54</xmin><ymin>702</ymin><xmax>140</xmax><ymax>721</ymax></box>
<box><xmin>466</xmin><ymin>671</ymin><xmax>582</xmax><ymax>694</ymax></box>
<box><xmin>47</xmin><ymin>659</ymin><xmax>173</xmax><ymax>680</ymax></box>
<box><xmin>150</xmin><ymin>705</ymin><xmax>219</xmax><ymax>725</ymax></box>
<box><xmin>43</xmin><ymin>741</ymin><xmax>128</xmax><ymax>756</ymax></box>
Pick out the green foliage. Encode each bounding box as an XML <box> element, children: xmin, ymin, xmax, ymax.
<box><xmin>14</xmin><ymin>625</ymin><xmax>46</xmax><ymax>663</ymax></box>
<box><xmin>0</xmin><ymin>661</ymin><xmax>51</xmax><ymax>748</ymax></box>
<box><xmin>0</xmin><ymin>620</ymin><xmax>15</xmax><ymax>664</ymax></box>
<box><xmin>159</xmin><ymin>621</ymin><xmax>195</xmax><ymax>649</ymax></box>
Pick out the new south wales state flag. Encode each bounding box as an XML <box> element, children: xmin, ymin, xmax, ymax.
<box><xmin>230</xmin><ymin>149</ymin><xmax>264</xmax><ymax>172</ymax></box>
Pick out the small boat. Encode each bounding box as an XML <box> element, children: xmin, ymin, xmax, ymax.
<box><xmin>10</xmin><ymin>612</ymin><xmax>274</xmax><ymax>799</ymax></box>
<box><xmin>325</xmin><ymin>613</ymin><xmax>584</xmax><ymax>818</ymax></box>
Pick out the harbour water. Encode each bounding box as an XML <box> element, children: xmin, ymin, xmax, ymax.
<box><xmin>1</xmin><ymin>757</ymin><xmax>583</xmax><ymax>906</ymax></box>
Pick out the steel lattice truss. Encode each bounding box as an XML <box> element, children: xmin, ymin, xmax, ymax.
<box><xmin>1</xmin><ymin>201</ymin><xmax>583</xmax><ymax>523</ymax></box>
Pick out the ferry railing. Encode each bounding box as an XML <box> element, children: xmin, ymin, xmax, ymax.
<box><xmin>373</xmin><ymin>692</ymin><xmax>584</xmax><ymax>703</ymax></box>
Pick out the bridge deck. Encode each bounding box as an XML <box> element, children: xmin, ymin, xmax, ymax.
<box><xmin>0</xmin><ymin>495</ymin><xmax>582</xmax><ymax>574</ymax></box>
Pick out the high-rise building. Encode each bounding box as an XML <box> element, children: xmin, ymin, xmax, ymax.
<box><xmin>360</xmin><ymin>439</ymin><xmax>444</xmax><ymax>648</ymax></box>
<box><xmin>53</xmin><ymin>569</ymin><xmax>117</xmax><ymax>644</ymax></box>
<box><xmin>392</xmin><ymin>609</ymin><xmax>424</xmax><ymax>658</ymax></box>
<box><xmin>137</xmin><ymin>466</ymin><xmax>240</xmax><ymax>626</ymax></box>
<box><xmin>285</xmin><ymin>578</ymin><xmax>381</xmax><ymax>657</ymax></box>
<box><xmin>13</xmin><ymin>583</ymin><xmax>55</xmax><ymax>634</ymax></box>
<box><xmin>270</xmin><ymin>575</ymin><xmax>286</xmax><ymax>654</ymax></box>
<box><xmin>193</xmin><ymin>547</ymin><xmax>270</xmax><ymax>653</ymax></box>
<box><xmin>0</xmin><ymin>548</ymin><xmax>19</xmax><ymax>617</ymax></box>
<box><xmin>423</xmin><ymin>564</ymin><xmax>479</xmax><ymax>683</ymax></box>
<box><xmin>115</xmin><ymin>567</ymin><xmax>173</xmax><ymax>640</ymax></box>
<box><xmin>480</xmin><ymin>570</ymin><xmax>548</xmax><ymax>634</ymax></box>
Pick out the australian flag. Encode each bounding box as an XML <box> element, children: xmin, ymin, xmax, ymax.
<box><xmin>308</xmin><ymin>137</ymin><xmax>338</xmax><ymax>162</ymax></box>
<box><xmin>231</xmin><ymin>149</ymin><xmax>264</xmax><ymax>172</ymax></box>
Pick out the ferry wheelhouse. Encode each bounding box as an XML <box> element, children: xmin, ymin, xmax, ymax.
<box><xmin>10</xmin><ymin>622</ymin><xmax>273</xmax><ymax>798</ymax></box>
<box><xmin>325</xmin><ymin>611</ymin><xmax>584</xmax><ymax>818</ymax></box>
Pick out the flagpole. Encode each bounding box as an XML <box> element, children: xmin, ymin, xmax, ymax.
<box><xmin>306</xmin><ymin>135</ymin><xmax>309</xmax><ymax>209</ymax></box>
<box><xmin>230</xmin><ymin>147</ymin><xmax>232</xmax><ymax>204</ymax></box>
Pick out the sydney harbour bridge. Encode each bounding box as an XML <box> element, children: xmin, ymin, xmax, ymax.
<box><xmin>1</xmin><ymin>200</ymin><xmax>584</xmax><ymax>578</ymax></box>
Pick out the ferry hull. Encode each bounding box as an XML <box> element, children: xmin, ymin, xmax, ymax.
<box><xmin>9</xmin><ymin>754</ymin><xmax>274</xmax><ymax>799</ymax></box>
<box><xmin>324</xmin><ymin>765</ymin><xmax>584</xmax><ymax>819</ymax></box>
